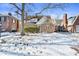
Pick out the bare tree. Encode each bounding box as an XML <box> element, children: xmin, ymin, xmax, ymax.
<box><xmin>10</xmin><ymin>3</ymin><xmax>26</xmax><ymax>35</ymax></box>
<box><xmin>10</xmin><ymin>3</ymin><xmax>66</xmax><ymax>36</ymax></box>
<box><xmin>35</xmin><ymin>3</ymin><xmax>65</xmax><ymax>16</ymax></box>
<box><xmin>21</xmin><ymin>3</ymin><xmax>25</xmax><ymax>35</ymax></box>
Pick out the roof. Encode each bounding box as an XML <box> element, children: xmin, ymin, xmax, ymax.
<box><xmin>68</xmin><ymin>16</ymin><xmax>78</xmax><ymax>25</ymax></box>
<box><xmin>27</xmin><ymin>16</ymin><xmax>43</xmax><ymax>20</ymax></box>
<box><xmin>0</xmin><ymin>14</ymin><xmax>14</xmax><ymax>17</ymax></box>
<box><xmin>0</xmin><ymin>14</ymin><xmax>19</xmax><ymax>20</ymax></box>
<box><xmin>72</xmin><ymin>15</ymin><xmax>79</xmax><ymax>25</ymax></box>
<box><xmin>55</xmin><ymin>19</ymin><xmax>62</xmax><ymax>25</ymax></box>
<box><xmin>27</xmin><ymin>18</ymin><xmax>38</xmax><ymax>23</ymax></box>
<box><xmin>36</xmin><ymin>16</ymin><xmax>48</xmax><ymax>25</ymax></box>
<box><xmin>36</xmin><ymin>16</ymin><xmax>54</xmax><ymax>26</ymax></box>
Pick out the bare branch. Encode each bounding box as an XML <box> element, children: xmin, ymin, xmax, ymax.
<box><xmin>35</xmin><ymin>4</ymin><xmax>51</xmax><ymax>16</ymax></box>
<box><xmin>35</xmin><ymin>3</ymin><xmax>65</xmax><ymax>16</ymax></box>
<box><xmin>15</xmin><ymin>10</ymin><xmax>22</xmax><ymax>15</ymax></box>
<box><xmin>10</xmin><ymin>3</ymin><xmax>22</xmax><ymax>12</ymax></box>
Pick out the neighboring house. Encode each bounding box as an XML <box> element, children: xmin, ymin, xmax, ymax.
<box><xmin>54</xmin><ymin>19</ymin><xmax>63</xmax><ymax>32</ymax></box>
<box><xmin>0</xmin><ymin>14</ymin><xmax>19</xmax><ymax>32</ymax></box>
<box><xmin>27</xmin><ymin>18</ymin><xmax>38</xmax><ymax>24</ymax></box>
<box><xmin>68</xmin><ymin>15</ymin><xmax>79</xmax><ymax>32</ymax></box>
<box><xmin>23</xmin><ymin>18</ymin><xmax>38</xmax><ymax>29</ymax></box>
<box><xmin>54</xmin><ymin>14</ymin><xmax>68</xmax><ymax>32</ymax></box>
<box><xmin>36</xmin><ymin>16</ymin><xmax>56</xmax><ymax>33</ymax></box>
<box><xmin>24</xmin><ymin>14</ymin><xmax>68</xmax><ymax>33</ymax></box>
<box><xmin>24</xmin><ymin>16</ymin><xmax>43</xmax><ymax>27</ymax></box>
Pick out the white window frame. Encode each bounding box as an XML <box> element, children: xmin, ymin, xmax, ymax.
<box><xmin>13</xmin><ymin>19</ymin><xmax>15</xmax><ymax>23</ymax></box>
<box><xmin>1</xmin><ymin>17</ymin><xmax>4</xmax><ymax>22</ymax></box>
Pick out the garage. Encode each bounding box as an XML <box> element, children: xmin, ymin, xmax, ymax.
<box><xmin>76</xmin><ymin>25</ymin><xmax>79</xmax><ymax>32</ymax></box>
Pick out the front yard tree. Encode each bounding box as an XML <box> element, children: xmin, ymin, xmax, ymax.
<box><xmin>10</xmin><ymin>3</ymin><xmax>26</xmax><ymax>36</ymax></box>
<box><xmin>21</xmin><ymin>3</ymin><xmax>25</xmax><ymax>35</ymax></box>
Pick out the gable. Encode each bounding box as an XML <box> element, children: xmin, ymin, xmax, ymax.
<box><xmin>55</xmin><ymin>19</ymin><xmax>62</xmax><ymax>25</ymax></box>
<box><xmin>68</xmin><ymin>15</ymin><xmax>79</xmax><ymax>26</ymax></box>
<box><xmin>73</xmin><ymin>16</ymin><xmax>79</xmax><ymax>25</ymax></box>
<box><xmin>36</xmin><ymin>16</ymin><xmax>55</xmax><ymax>26</ymax></box>
<box><xmin>68</xmin><ymin>16</ymin><xmax>76</xmax><ymax>25</ymax></box>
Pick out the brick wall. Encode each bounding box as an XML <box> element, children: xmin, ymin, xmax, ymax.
<box><xmin>72</xmin><ymin>16</ymin><xmax>79</xmax><ymax>32</ymax></box>
<box><xmin>40</xmin><ymin>24</ymin><xmax>55</xmax><ymax>33</ymax></box>
<box><xmin>1</xmin><ymin>16</ymin><xmax>19</xmax><ymax>32</ymax></box>
<box><xmin>63</xmin><ymin>14</ymin><xmax>68</xmax><ymax>30</ymax></box>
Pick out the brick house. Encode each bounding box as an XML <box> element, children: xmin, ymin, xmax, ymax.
<box><xmin>23</xmin><ymin>14</ymin><xmax>69</xmax><ymax>33</ymax></box>
<box><xmin>24</xmin><ymin>14</ymin><xmax>79</xmax><ymax>33</ymax></box>
<box><xmin>54</xmin><ymin>14</ymin><xmax>68</xmax><ymax>32</ymax></box>
<box><xmin>0</xmin><ymin>14</ymin><xmax>19</xmax><ymax>32</ymax></box>
<box><xmin>33</xmin><ymin>14</ymin><xmax>68</xmax><ymax>33</ymax></box>
<box><xmin>68</xmin><ymin>15</ymin><xmax>79</xmax><ymax>32</ymax></box>
<box><xmin>36</xmin><ymin>16</ymin><xmax>56</xmax><ymax>33</ymax></box>
<box><xmin>54</xmin><ymin>19</ymin><xmax>63</xmax><ymax>32</ymax></box>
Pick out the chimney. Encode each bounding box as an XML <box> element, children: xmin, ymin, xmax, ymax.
<box><xmin>63</xmin><ymin>13</ymin><xmax>68</xmax><ymax>30</ymax></box>
<box><xmin>8</xmin><ymin>13</ymin><xmax>12</xmax><ymax>16</ymax></box>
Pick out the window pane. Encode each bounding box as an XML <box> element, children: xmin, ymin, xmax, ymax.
<box><xmin>4</xmin><ymin>17</ymin><xmax>6</xmax><ymax>22</ymax></box>
<box><xmin>13</xmin><ymin>19</ymin><xmax>15</xmax><ymax>23</ymax></box>
<box><xmin>1</xmin><ymin>17</ymin><xmax>4</xmax><ymax>22</ymax></box>
<box><xmin>0</xmin><ymin>17</ymin><xmax>1</xmax><ymax>22</ymax></box>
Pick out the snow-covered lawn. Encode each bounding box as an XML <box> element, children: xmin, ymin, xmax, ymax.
<box><xmin>0</xmin><ymin>32</ymin><xmax>79</xmax><ymax>56</ymax></box>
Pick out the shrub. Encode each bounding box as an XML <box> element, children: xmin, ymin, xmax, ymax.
<box><xmin>24</xmin><ymin>25</ymin><xmax>39</xmax><ymax>33</ymax></box>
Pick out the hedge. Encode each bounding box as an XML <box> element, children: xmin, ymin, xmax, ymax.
<box><xmin>24</xmin><ymin>25</ymin><xmax>40</xmax><ymax>33</ymax></box>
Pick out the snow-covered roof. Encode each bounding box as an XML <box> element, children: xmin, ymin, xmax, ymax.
<box><xmin>36</xmin><ymin>16</ymin><xmax>55</xmax><ymax>26</ymax></box>
<box><xmin>68</xmin><ymin>16</ymin><xmax>76</xmax><ymax>25</ymax></box>
<box><xmin>0</xmin><ymin>14</ymin><xmax>12</xmax><ymax>17</ymax></box>
<box><xmin>0</xmin><ymin>14</ymin><xmax>19</xmax><ymax>20</ymax></box>
<box><xmin>27</xmin><ymin>18</ymin><xmax>38</xmax><ymax>23</ymax></box>
<box><xmin>36</xmin><ymin>16</ymin><xmax>48</xmax><ymax>25</ymax></box>
<box><xmin>68</xmin><ymin>15</ymin><xmax>79</xmax><ymax>26</ymax></box>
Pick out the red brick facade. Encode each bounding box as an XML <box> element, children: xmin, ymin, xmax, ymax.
<box><xmin>0</xmin><ymin>16</ymin><xmax>19</xmax><ymax>32</ymax></box>
<box><xmin>63</xmin><ymin>14</ymin><xmax>68</xmax><ymax>30</ymax></box>
<box><xmin>71</xmin><ymin>16</ymin><xmax>79</xmax><ymax>32</ymax></box>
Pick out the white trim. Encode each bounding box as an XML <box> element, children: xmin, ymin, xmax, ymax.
<box><xmin>0</xmin><ymin>15</ymin><xmax>19</xmax><ymax>21</ymax></box>
<box><xmin>72</xmin><ymin>15</ymin><xmax>79</xmax><ymax>25</ymax></box>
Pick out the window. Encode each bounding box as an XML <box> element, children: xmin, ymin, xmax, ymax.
<box><xmin>0</xmin><ymin>17</ymin><xmax>1</xmax><ymax>22</ymax></box>
<box><xmin>4</xmin><ymin>17</ymin><xmax>6</xmax><ymax>22</ymax></box>
<box><xmin>1</xmin><ymin>17</ymin><xmax>4</xmax><ymax>22</ymax></box>
<box><xmin>13</xmin><ymin>19</ymin><xmax>15</xmax><ymax>23</ymax></box>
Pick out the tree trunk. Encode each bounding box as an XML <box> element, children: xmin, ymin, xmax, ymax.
<box><xmin>21</xmin><ymin>3</ymin><xmax>25</xmax><ymax>36</ymax></box>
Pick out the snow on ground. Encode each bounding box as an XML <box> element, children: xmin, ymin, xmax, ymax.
<box><xmin>0</xmin><ymin>32</ymin><xmax>79</xmax><ymax>56</ymax></box>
